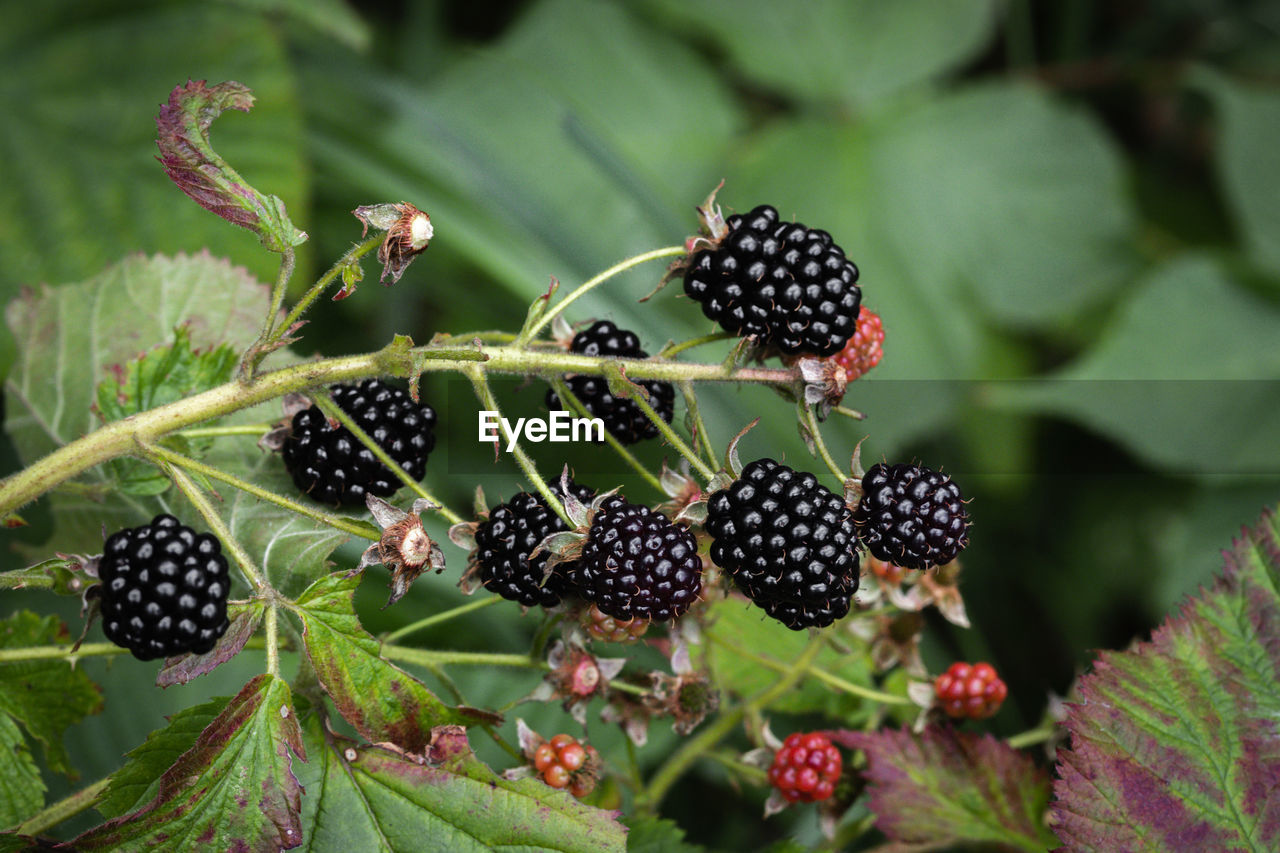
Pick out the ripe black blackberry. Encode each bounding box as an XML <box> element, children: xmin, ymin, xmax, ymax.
<box><xmin>473</xmin><ymin>479</ymin><xmax>596</xmax><ymax>607</ymax></box>
<box><xmin>282</xmin><ymin>378</ymin><xmax>436</xmax><ymax>506</ymax></box>
<box><xmin>545</xmin><ymin>320</ymin><xmax>674</xmax><ymax>445</ymax></box>
<box><xmin>683</xmin><ymin>204</ymin><xmax>861</xmax><ymax>357</ymax></box>
<box><xmin>572</xmin><ymin>499</ymin><xmax>701</xmax><ymax>622</ymax></box>
<box><xmin>98</xmin><ymin>514</ymin><xmax>230</xmax><ymax>661</ymax></box>
<box><xmin>706</xmin><ymin>458</ymin><xmax>860</xmax><ymax>630</ymax></box>
<box><xmin>852</xmin><ymin>462</ymin><xmax>968</xmax><ymax>570</ymax></box>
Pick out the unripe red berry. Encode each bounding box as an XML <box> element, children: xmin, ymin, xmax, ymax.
<box><xmin>558</xmin><ymin>742</ymin><xmax>588</xmax><ymax>772</ymax></box>
<box><xmin>533</xmin><ymin>743</ymin><xmax>557</xmax><ymax>772</ymax></box>
<box><xmin>934</xmin><ymin>661</ymin><xmax>1007</xmax><ymax>719</ymax></box>
<box><xmin>543</xmin><ymin>763</ymin><xmax>571</xmax><ymax>789</ymax></box>
<box><xmin>768</xmin><ymin>732</ymin><xmax>842</xmax><ymax>803</ymax></box>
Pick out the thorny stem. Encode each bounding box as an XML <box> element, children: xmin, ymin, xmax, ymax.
<box><xmin>799</xmin><ymin>402</ymin><xmax>847</xmax><ymax>484</ymax></box>
<box><xmin>678</xmin><ymin>380</ymin><xmax>718</xmax><ymax>469</ymax></box>
<box><xmin>640</xmin><ymin>632</ymin><xmax>827</xmax><ymax>807</ymax></box>
<box><xmin>0</xmin><ymin>637</ymin><xmax>269</xmax><ymax>664</ymax></box>
<box><xmin>274</xmin><ymin>233</ymin><xmax>384</xmax><ymax>345</ymax></box>
<box><xmin>161</xmin><ymin>460</ymin><xmax>268</xmax><ymax>593</ymax></box>
<box><xmin>612</xmin><ymin>364</ymin><xmax>715</xmax><ymax>482</ymax></box>
<box><xmin>311</xmin><ymin>394</ymin><xmax>465</xmax><ymax>526</ymax></box>
<box><xmin>550</xmin><ymin>378</ymin><xmax>663</xmax><ymax>492</ymax></box>
<box><xmin>13</xmin><ymin>777</ymin><xmax>111</xmax><ymax>836</ymax></box>
<box><xmin>658</xmin><ymin>331</ymin><xmax>735</xmax><ymax>359</ymax></box>
<box><xmin>466</xmin><ymin>368</ymin><xmax>569</xmax><ymax>525</ymax></box>
<box><xmin>518</xmin><ymin>246</ymin><xmax>685</xmax><ymax>344</ymax></box>
<box><xmin>143</xmin><ymin>441</ymin><xmax>381</xmax><ymax>540</ymax></box>
<box><xmin>241</xmin><ymin>247</ymin><xmax>298</xmax><ymax>378</ymax></box>
<box><xmin>382</xmin><ymin>597</ymin><xmax>501</xmax><ymax>644</ymax></box>
<box><xmin>176</xmin><ymin>424</ymin><xmax>273</xmax><ymax>438</ymax></box>
<box><xmin>0</xmin><ymin>343</ymin><xmax>796</xmax><ymax>518</ymax></box>
<box><xmin>265</xmin><ymin>604</ymin><xmax>281</xmax><ymax>677</ymax></box>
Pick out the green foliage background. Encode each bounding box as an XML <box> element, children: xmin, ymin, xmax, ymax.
<box><xmin>1</xmin><ymin>0</ymin><xmax>1278</xmax><ymax>848</ymax></box>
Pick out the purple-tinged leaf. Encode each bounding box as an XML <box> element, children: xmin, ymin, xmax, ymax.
<box><xmin>1052</xmin><ymin>506</ymin><xmax>1280</xmax><ymax>851</ymax></box>
<box><xmin>73</xmin><ymin>674</ymin><xmax>305</xmax><ymax>852</ymax></box>
<box><xmin>155</xmin><ymin>602</ymin><xmax>263</xmax><ymax>687</ymax></box>
<box><xmin>157</xmin><ymin>80</ymin><xmax>306</xmax><ymax>253</ymax></box>
<box><xmin>294</xmin><ymin>717</ymin><xmax>625</xmax><ymax>852</ymax></box>
<box><xmin>847</xmin><ymin>726</ymin><xmax>1056</xmax><ymax>852</ymax></box>
<box><xmin>293</xmin><ymin>572</ymin><xmax>499</xmax><ymax>753</ymax></box>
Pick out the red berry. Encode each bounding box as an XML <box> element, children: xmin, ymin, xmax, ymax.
<box><xmin>558</xmin><ymin>743</ymin><xmax>588</xmax><ymax>772</ymax></box>
<box><xmin>867</xmin><ymin>555</ymin><xmax>905</xmax><ymax>586</ymax></box>
<box><xmin>768</xmin><ymin>732</ymin><xmax>842</xmax><ymax>803</ymax></box>
<box><xmin>533</xmin><ymin>743</ymin><xmax>557</xmax><ymax>772</ymax></box>
<box><xmin>934</xmin><ymin>661</ymin><xmax>1006</xmax><ymax>719</ymax></box>
<box><xmin>549</xmin><ymin>733</ymin><xmax>576</xmax><ymax>750</ymax></box>
<box><xmin>544</xmin><ymin>764</ymin><xmax>571</xmax><ymax>788</ymax></box>
<box><xmin>830</xmin><ymin>307</ymin><xmax>884</xmax><ymax>381</ymax></box>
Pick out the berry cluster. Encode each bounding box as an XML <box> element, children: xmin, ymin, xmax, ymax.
<box><xmin>768</xmin><ymin>732</ymin><xmax>842</xmax><ymax>803</ymax></box>
<box><xmin>533</xmin><ymin>734</ymin><xmax>600</xmax><ymax>799</ymax></box>
<box><xmin>853</xmin><ymin>462</ymin><xmax>969</xmax><ymax>570</ymax></box>
<box><xmin>706</xmin><ymin>458</ymin><xmax>860</xmax><ymax>629</ymax></box>
<box><xmin>934</xmin><ymin>662</ymin><xmax>1007</xmax><ymax>720</ymax></box>
<box><xmin>546</xmin><ymin>320</ymin><xmax>674</xmax><ymax>445</ymax></box>
<box><xmin>573</xmin><ymin>499</ymin><xmax>702</xmax><ymax>622</ymax></box>
<box><xmin>684</xmin><ymin>204</ymin><xmax>861</xmax><ymax>357</ymax></box>
<box><xmin>282</xmin><ymin>379</ymin><xmax>436</xmax><ymax>506</ymax></box>
<box><xmin>473</xmin><ymin>479</ymin><xmax>596</xmax><ymax>607</ymax></box>
<box><xmin>99</xmin><ymin>514</ymin><xmax>230</xmax><ymax>661</ymax></box>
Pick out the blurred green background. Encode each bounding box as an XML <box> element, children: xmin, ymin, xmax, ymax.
<box><xmin>2</xmin><ymin>0</ymin><xmax>1279</xmax><ymax>848</ymax></box>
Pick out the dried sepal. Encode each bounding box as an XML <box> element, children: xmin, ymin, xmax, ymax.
<box><xmin>723</xmin><ymin>418</ymin><xmax>760</xmax><ymax>479</ymax></box>
<box><xmin>795</xmin><ymin>356</ymin><xmax>849</xmax><ymax>418</ymax></box>
<box><xmin>358</xmin><ymin>495</ymin><xmax>446</xmax><ymax>608</ymax></box>
<box><xmin>353</xmin><ymin>202</ymin><xmax>433</xmax><ymax>285</ymax></box>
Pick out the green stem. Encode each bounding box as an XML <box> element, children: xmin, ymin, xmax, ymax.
<box><xmin>383</xmin><ymin>646</ymin><xmax>540</xmax><ymax>670</ymax></box>
<box><xmin>13</xmin><ymin>776</ymin><xmax>111</xmax><ymax>836</ymax></box>
<box><xmin>657</xmin><ymin>331</ymin><xmax>735</xmax><ymax>359</ymax></box>
<box><xmin>0</xmin><ymin>642</ymin><xmax>127</xmax><ymax>663</ymax></box>
<box><xmin>265</xmin><ymin>604</ymin><xmax>280</xmax><ymax>676</ymax></box>
<box><xmin>799</xmin><ymin>402</ymin><xmax>846</xmax><ymax>484</ymax></box>
<box><xmin>519</xmin><ymin>246</ymin><xmax>685</xmax><ymax>344</ymax></box>
<box><xmin>312</xmin><ymin>394</ymin><xmax>464</xmax><ymax>526</ymax></box>
<box><xmin>242</xmin><ymin>248</ymin><xmax>297</xmax><ymax>378</ymax></box>
<box><xmin>677</xmin><ymin>380</ymin><xmax>718</xmax><ymax>469</ymax></box>
<box><xmin>611</xmin><ymin>364</ymin><xmax>715</xmax><ymax>482</ymax></box>
<box><xmin>176</xmin><ymin>424</ymin><xmax>273</xmax><ymax>439</ymax></box>
<box><xmin>641</xmin><ymin>633</ymin><xmax>826</xmax><ymax>807</ymax></box>
<box><xmin>162</xmin><ymin>460</ymin><xmax>268</xmax><ymax>593</ymax></box>
<box><xmin>144</xmin><ymin>441</ymin><xmax>380</xmax><ymax>540</ymax></box>
<box><xmin>707</xmin><ymin>631</ymin><xmax>910</xmax><ymax>705</ymax></box>
<box><xmin>466</xmin><ymin>368</ymin><xmax>569</xmax><ymax>525</ymax></box>
<box><xmin>1006</xmin><ymin>722</ymin><xmax>1058</xmax><ymax>750</ymax></box>
<box><xmin>276</xmin><ymin>233</ymin><xmax>384</xmax><ymax>341</ymax></box>
<box><xmin>383</xmin><ymin>597</ymin><xmax>501</xmax><ymax>644</ymax></box>
<box><xmin>550</xmin><ymin>378</ymin><xmax>663</xmax><ymax>492</ymax></box>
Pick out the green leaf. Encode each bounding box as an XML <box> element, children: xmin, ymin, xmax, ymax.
<box><xmin>295</xmin><ymin>716</ymin><xmax>626</xmax><ymax>852</ymax></box>
<box><xmin>73</xmin><ymin>674</ymin><xmax>305</xmax><ymax>852</ymax></box>
<box><xmin>987</xmin><ymin>254</ymin><xmax>1280</xmax><ymax>477</ymax></box>
<box><xmin>0</xmin><ymin>713</ymin><xmax>44</xmax><ymax>829</ymax></box>
<box><xmin>0</xmin><ymin>611</ymin><xmax>103</xmax><ymax>775</ymax></box>
<box><xmin>0</xmin><ymin>1</ymin><xmax>307</xmax><ymax>293</ymax></box>
<box><xmin>848</xmin><ymin>726</ymin><xmax>1056</xmax><ymax>852</ymax></box>
<box><xmin>95</xmin><ymin>696</ymin><xmax>231</xmax><ymax>819</ymax></box>
<box><xmin>293</xmin><ymin>572</ymin><xmax>497</xmax><ymax>751</ymax></box>
<box><xmin>1195</xmin><ymin>68</ymin><xmax>1280</xmax><ymax>277</ymax></box>
<box><xmin>622</xmin><ymin>816</ymin><xmax>704</xmax><ymax>853</ymax></box>
<box><xmin>703</xmin><ymin>599</ymin><xmax>875</xmax><ymax>721</ymax></box>
<box><xmin>95</xmin><ymin>324</ymin><xmax>238</xmax><ymax>495</ymax></box>
<box><xmin>1052</xmin><ymin>505</ymin><xmax>1280</xmax><ymax>850</ymax></box>
<box><xmin>638</xmin><ymin>0</ymin><xmax>998</xmax><ymax>108</ymax></box>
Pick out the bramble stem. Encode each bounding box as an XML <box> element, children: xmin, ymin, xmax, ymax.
<box><xmin>241</xmin><ymin>247</ymin><xmax>297</xmax><ymax>378</ymax></box>
<box><xmin>1006</xmin><ymin>722</ymin><xmax>1058</xmax><ymax>749</ymax></box>
<box><xmin>678</xmin><ymin>380</ymin><xmax>718</xmax><ymax>469</ymax></box>
<box><xmin>613</xmin><ymin>364</ymin><xmax>716</xmax><ymax>482</ymax></box>
<box><xmin>550</xmin><ymin>378</ymin><xmax>663</xmax><ymax>492</ymax></box>
<box><xmin>706</xmin><ymin>631</ymin><xmax>910</xmax><ymax>705</ymax></box>
<box><xmin>176</xmin><ymin>424</ymin><xmax>273</xmax><ymax>438</ymax></box>
<box><xmin>162</xmin><ymin>461</ymin><xmax>268</xmax><ymax>593</ymax></box>
<box><xmin>275</xmin><ymin>233</ymin><xmax>384</xmax><ymax>343</ymax></box>
<box><xmin>0</xmin><ymin>642</ymin><xmax>127</xmax><ymax>663</ymax></box>
<box><xmin>658</xmin><ymin>331</ymin><xmax>735</xmax><ymax>359</ymax></box>
<box><xmin>640</xmin><ymin>632</ymin><xmax>826</xmax><ymax>807</ymax></box>
<box><xmin>799</xmin><ymin>403</ymin><xmax>846</xmax><ymax>484</ymax></box>
<box><xmin>144</xmin><ymin>441</ymin><xmax>380</xmax><ymax>540</ymax></box>
<box><xmin>13</xmin><ymin>777</ymin><xmax>111</xmax><ymax>836</ymax></box>
<box><xmin>265</xmin><ymin>604</ymin><xmax>280</xmax><ymax>676</ymax></box>
<box><xmin>312</xmin><ymin>394</ymin><xmax>464</xmax><ymax>526</ymax></box>
<box><xmin>382</xmin><ymin>597</ymin><xmax>501</xmax><ymax>644</ymax></box>
<box><xmin>382</xmin><ymin>646</ymin><xmax>540</xmax><ymax>670</ymax></box>
<box><xmin>466</xmin><ymin>368</ymin><xmax>568</xmax><ymax>525</ymax></box>
<box><xmin>518</xmin><ymin>246</ymin><xmax>685</xmax><ymax>344</ymax></box>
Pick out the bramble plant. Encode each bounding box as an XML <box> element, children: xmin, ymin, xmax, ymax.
<box><xmin>1</xmin><ymin>78</ymin><xmax>1279</xmax><ymax>853</ymax></box>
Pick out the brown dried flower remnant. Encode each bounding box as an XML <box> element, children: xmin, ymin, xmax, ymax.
<box><xmin>353</xmin><ymin>202</ymin><xmax>434</xmax><ymax>287</ymax></box>
<box><xmin>358</xmin><ymin>495</ymin><xmax>446</xmax><ymax>607</ymax></box>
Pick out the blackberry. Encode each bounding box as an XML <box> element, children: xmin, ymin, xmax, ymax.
<box><xmin>572</xmin><ymin>499</ymin><xmax>701</xmax><ymax>622</ymax></box>
<box><xmin>546</xmin><ymin>320</ymin><xmax>674</xmax><ymax>445</ymax></box>
<box><xmin>683</xmin><ymin>204</ymin><xmax>861</xmax><ymax>357</ymax></box>
<box><xmin>473</xmin><ymin>479</ymin><xmax>596</xmax><ymax>607</ymax></box>
<box><xmin>706</xmin><ymin>458</ymin><xmax>859</xmax><ymax>630</ymax></box>
<box><xmin>99</xmin><ymin>514</ymin><xmax>230</xmax><ymax>661</ymax></box>
<box><xmin>282</xmin><ymin>378</ymin><xmax>436</xmax><ymax>506</ymax></box>
<box><xmin>853</xmin><ymin>463</ymin><xmax>968</xmax><ymax>570</ymax></box>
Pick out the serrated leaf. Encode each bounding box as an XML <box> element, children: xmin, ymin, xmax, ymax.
<box><xmin>95</xmin><ymin>325</ymin><xmax>238</xmax><ymax>495</ymax></box>
<box><xmin>1051</xmin><ymin>506</ymin><xmax>1280</xmax><ymax>851</ymax></box>
<box><xmin>622</xmin><ymin>815</ymin><xmax>704</xmax><ymax>853</ymax></box>
<box><xmin>73</xmin><ymin>674</ymin><xmax>304</xmax><ymax>852</ymax></box>
<box><xmin>95</xmin><ymin>696</ymin><xmax>231</xmax><ymax>819</ymax></box>
<box><xmin>295</xmin><ymin>717</ymin><xmax>625</xmax><ymax>852</ymax></box>
<box><xmin>293</xmin><ymin>572</ymin><xmax>498</xmax><ymax>752</ymax></box>
<box><xmin>704</xmin><ymin>599</ymin><xmax>875</xmax><ymax>721</ymax></box>
<box><xmin>157</xmin><ymin>80</ymin><xmax>306</xmax><ymax>252</ymax></box>
<box><xmin>0</xmin><ymin>713</ymin><xmax>44</xmax><ymax>829</ymax></box>
<box><xmin>155</xmin><ymin>602</ymin><xmax>264</xmax><ymax>687</ymax></box>
<box><xmin>0</xmin><ymin>611</ymin><xmax>103</xmax><ymax>775</ymax></box>
<box><xmin>848</xmin><ymin>726</ymin><xmax>1055</xmax><ymax>852</ymax></box>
